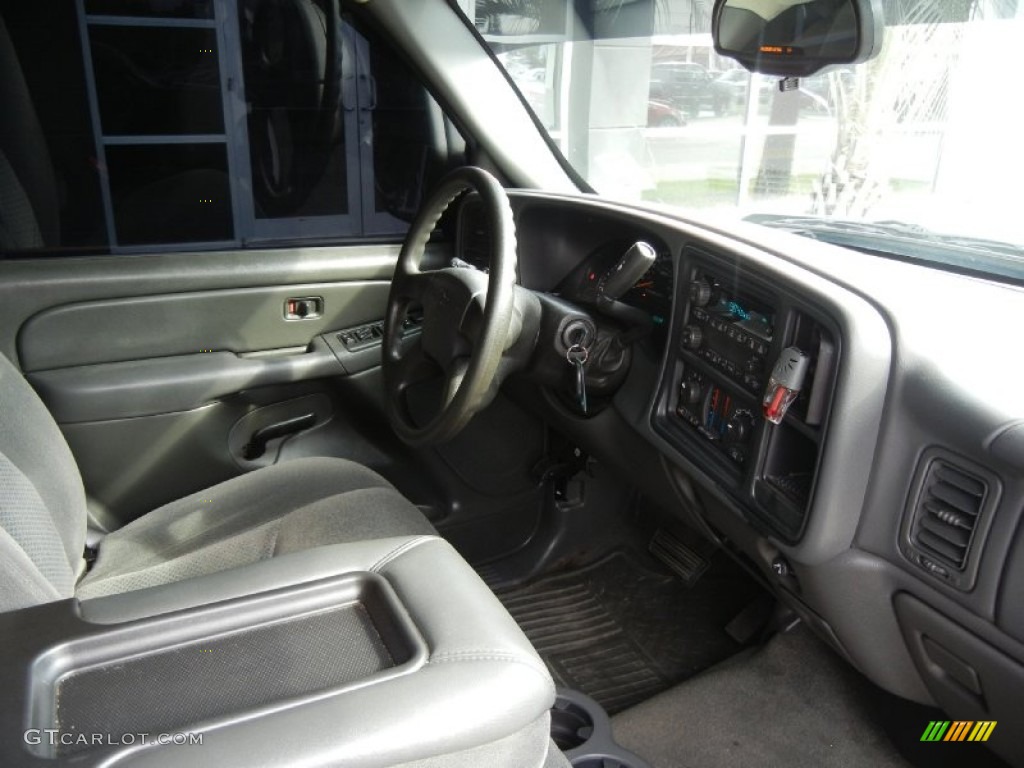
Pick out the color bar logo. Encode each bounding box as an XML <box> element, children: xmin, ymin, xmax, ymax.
<box><xmin>920</xmin><ymin>721</ymin><xmax>996</xmax><ymax>742</ymax></box>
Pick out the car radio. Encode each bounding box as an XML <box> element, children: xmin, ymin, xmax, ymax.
<box><xmin>679</xmin><ymin>273</ymin><xmax>775</xmax><ymax>393</ymax></box>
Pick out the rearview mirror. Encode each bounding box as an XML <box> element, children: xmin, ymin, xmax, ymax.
<box><xmin>712</xmin><ymin>0</ymin><xmax>882</xmax><ymax>78</ymax></box>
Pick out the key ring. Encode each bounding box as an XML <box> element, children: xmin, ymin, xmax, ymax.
<box><xmin>566</xmin><ymin>343</ymin><xmax>589</xmax><ymax>365</ymax></box>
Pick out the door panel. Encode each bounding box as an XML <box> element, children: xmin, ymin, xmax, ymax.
<box><xmin>29</xmin><ymin>337</ymin><xmax>343</xmax><ymax>422</ymax></box>
<box><xmin>18</xmin><ymin>281</ymin><xmax>390</xmax><ymax>370</ymax></box>
<box><xmin>3</xmin><ymin>245</ymin><xmax>406</xmax><ymax>528</ymax></box>
<box><xmin>64</xmin><ymin>402</ymin><xmax>244</xmax><ymax>528</ymax></box>
<box><xmin>0</xmin><ymin>245</ymin><xmax>400</xmax><ymax>362</ymax></box>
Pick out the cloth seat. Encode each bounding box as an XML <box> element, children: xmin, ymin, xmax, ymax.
<box><xmin>77</xmin><ymin>457</ymin><xmax>435</xmax><ymax>600</ymax></box>
<box><xmin>0</xmin><ymin>348</ymin><xmax>433</xmax><ymax>610</ymax></box>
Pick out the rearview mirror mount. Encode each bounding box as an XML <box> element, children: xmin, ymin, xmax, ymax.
<box><xmin>712</xmin><ymin>0</ymin><xmax>883</xmax><ymax>78</ymax></box>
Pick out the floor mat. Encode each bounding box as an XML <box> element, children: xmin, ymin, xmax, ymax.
<box><xmin>493</xmin><ymin>550</ymin><xmax>765</xmax><ymax>714</ymax></box>
<box><xmin>610</xmin><ymin>624</ymin><xmax>914</xmax><ymax>768</ymax></box>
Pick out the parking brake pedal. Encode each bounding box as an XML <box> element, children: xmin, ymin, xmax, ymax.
<box><xmin>649</xmin><ymin>528</ymin><xmax>710</xmax><ymax>587</ymax></box>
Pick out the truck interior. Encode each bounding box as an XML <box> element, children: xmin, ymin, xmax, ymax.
<box><xmin>0</xmin><ymin>1</ymin><xmax>1021</xmax><ymax>767</ymax></box>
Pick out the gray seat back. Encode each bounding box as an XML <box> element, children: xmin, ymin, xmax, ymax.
<box><xmin>0</xmin><ymin>14</ymin><xmax>59</xmax><ymax>250</ymax></box>
<box><xmin>0</xmin><ymin>352</ymin><xmax>87</xmax><ymax>611</ymax></box>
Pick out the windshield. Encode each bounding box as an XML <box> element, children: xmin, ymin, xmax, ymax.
<box><xmin>465</xmin><ymin>0</ymin><xmax>1024</xmax><ymax>280</ymax></box>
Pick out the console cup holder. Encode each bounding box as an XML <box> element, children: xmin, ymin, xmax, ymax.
<box><xmin>551</xmin><ymin>696</ymin><xmax>595</xmax><ymax>750</ymax></box>
<box><xmin>551</xmin><ymin>689</ymin><xmax>652</xmax><ymax>768</ymax></box>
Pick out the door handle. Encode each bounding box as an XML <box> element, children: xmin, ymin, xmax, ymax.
<box><xmin>284</xmin><ymin>297</ymin><xmax>323</xmax><ymax>320</ymax></box>
<box><xmin>241</xmin><ymin>412</ymin><xmax>316</xmax><ymax>460</ymax></box>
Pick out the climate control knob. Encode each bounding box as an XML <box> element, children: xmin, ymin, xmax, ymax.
<box><xmin>680</xmin><ymin>325</ymin><xmax>703</xmax><ymax>350</ymax></box>
<box><xmin>725</xmin><ymin>411</ymin><xmax>753</xmax><ymax>444</ymax></box>
<box><xmin>679</xmin><ymin>378</ymin><xmax>703</xmax><ymax>407</ymax></box>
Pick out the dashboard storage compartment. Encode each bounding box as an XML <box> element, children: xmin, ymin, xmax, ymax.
<box><xmin>25</xmin><ymin>573</ymin><xmax>424</xmax><ymax>758</ymax></box>
<box><xmin>894</xmin><ymin>592</ymin><xmax>1024</xmax><ymax>766</ymax></box>
<box><xmin>755</xmin><ymin>423</ymin><xmax>819</xmax><ymax>539</ymax></box>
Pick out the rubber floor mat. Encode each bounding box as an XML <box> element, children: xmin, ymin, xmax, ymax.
<box><xmin>493</xmin><ymin>550</ymin><xmax>765</xmax><ymax>714</ymax></box>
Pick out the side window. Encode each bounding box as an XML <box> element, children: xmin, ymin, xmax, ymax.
<box><xmin>85</xmin><ymin>16</ymin><xmax>233</xmax><ymax>247</ymax></box>
<box><xmin>0</xmin><ymin>1</ymin><xmax>462</xmax><ymax>257</ymax></box>
<box><xmin>237</xmin><ymin>0</ymin><xmax>358</xmax><ymax>240</ymax></box>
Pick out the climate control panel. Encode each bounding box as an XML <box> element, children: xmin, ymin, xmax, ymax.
<box><xmin>676</xmin><ymin>370</ymin><xmax>756</xmax><ymax>467</ymax></box>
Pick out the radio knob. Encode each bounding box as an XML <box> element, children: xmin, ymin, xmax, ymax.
<box><xmin>680</xmin><ymin>325</ymin><xmax>703</xmax><ymax>350</ymax></box>
<box><xmin>689</xmin><ymin>279</ymin><xmax>712</xmax><ymax>307</ymax></box>
<box><xmin>725</xmin><ymin>412</ymin><xmax>753</xmax><ymax>444</ymax></box>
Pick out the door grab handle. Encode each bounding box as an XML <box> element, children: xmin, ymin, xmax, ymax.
<box><xmin>242</xmin><ymin>412</ymin><xmax>316</xmax><ymax>460</ymax></box>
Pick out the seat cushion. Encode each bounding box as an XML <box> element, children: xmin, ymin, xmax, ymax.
<box><xmin>77</xmin><ymin>457</ymin><xmax>434</xmax><ymax>600</ymax></box>
<box><xmin>0</xmin><ymin>350</ymin><xmax>87</xmax><ymax>614</ymax></box>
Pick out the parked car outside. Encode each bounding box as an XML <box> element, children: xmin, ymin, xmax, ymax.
<box><xmin>649</xmin><ymin>61</ymin><xmax>729</xmax><ymax>118</ymax></box>
<box><xmin>647</xmin><ymin>99</ymin><xmax>687</xmax><ymax>127</ymax></box>
<box><xmin>714</xmin><ymin>68</ymin><xmax>769</xmax><ymax>112</ymax></box>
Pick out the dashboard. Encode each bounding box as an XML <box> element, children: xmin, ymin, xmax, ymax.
<box><xmin>458</xmin><ymin>190</ymin><xmax>1024</xmax><ymax>765</ymax></box>
<box><xmin>459</xmin><ymin>195</ymin><xmax>843</xmax><ymax>544</ymax></box>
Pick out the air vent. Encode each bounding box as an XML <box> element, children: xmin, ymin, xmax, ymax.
<box><xmin>907</xmin><ymin>459</ymin><xmax>987</xmax><ymax>586</ymax></box>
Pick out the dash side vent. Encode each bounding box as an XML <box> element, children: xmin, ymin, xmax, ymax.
<box><xmin>905</xmin><ymin>458</ymin><xmax>988</xmax><ymax>589</ymax></box>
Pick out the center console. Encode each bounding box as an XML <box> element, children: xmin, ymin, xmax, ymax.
<box><xmin>550</xmin><ymin>689</ymin><xmax>651</xmax><ymax>768</ymax></box>
<box><xmin>653</xmin><ymin>246</ymin><xmax>839</xmax><ymax>542</ymax></box>
<box><xmin>0</xmin><ymin>536</ymin><xmax>556</xmax><ymax>767</ymax></box>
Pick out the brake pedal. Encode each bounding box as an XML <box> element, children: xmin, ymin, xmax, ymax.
<box><xmin>649</xmin><ymin>528</ymin><xmax>710</xmax><ymax>587</ymax></box>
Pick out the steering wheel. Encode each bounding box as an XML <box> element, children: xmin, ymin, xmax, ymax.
<box><xmin>383</xmin><ymin>167</ymin><xmax>518</xmax><ymax>446</ymax></box>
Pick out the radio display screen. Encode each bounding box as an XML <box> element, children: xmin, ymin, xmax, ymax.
<box><xmin>704</xmin><ymin>293</ymin><xmax>774</xmax><ymax>345</ymax></box>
